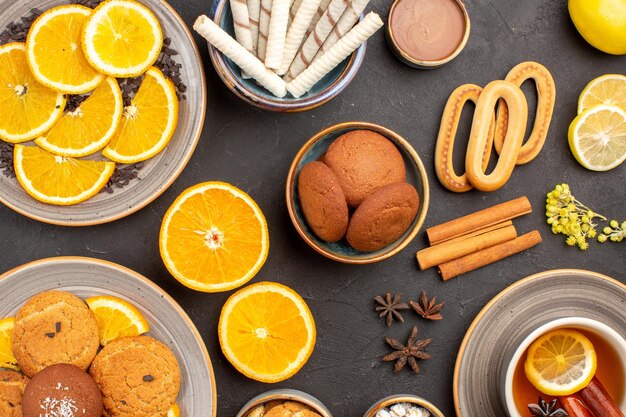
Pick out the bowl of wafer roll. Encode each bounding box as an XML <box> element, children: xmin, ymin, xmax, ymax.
<box><xmin>195</xmin><ymin>0</ymin><xmax>382</xmax><ymax>111</ymax></box>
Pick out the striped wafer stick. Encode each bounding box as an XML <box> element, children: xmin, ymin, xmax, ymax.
<box><xmin>288</xmin><ymin>0</ymin><xmax>304</xmax><ymax>25</ymax></box>
<box><xmin>257</xmin><ymin>0</ymin><xmax>272</xmax><ymax>60</ymax></box>
<box><xmin>314</xmin><ymin>0</ymin><xmax>371</xmax><ymax>59</ymax></box>
<box><xmin>193</xmin><ymin>15</ymin><xmax>287</xmax><ymax>97</ymax></box>
<box><xmin>284</xmin><ymin>0</ymin><xmax>350</xmax><ymax>80</ymax></box>
<box><xmin>307</xmin><ymin>0</ymin><xmax>332</xmax><ymax>36</ymax></box>
<box><xmin>265</xmin><ymin>0</ymin><xmax>290</xmax><ymax>69</ymax></box>
<box><xmin>286</xmin><ymin>12</ymin><xmax>382</xmax><ymax>98</ymax></box>
<box><xmin>230</xmin><ymin>0</ymin><xmax>254</xmax><ymax>77</ymax></box>
<box><xmin>278</xmin><ymin>0</ymin><xmax>323</xmax><ymax>75</ymax></box>
<box><xmin>247</xmin><ymin>0</ymin><xmax>261</xmax><ymax>54</ymax></box>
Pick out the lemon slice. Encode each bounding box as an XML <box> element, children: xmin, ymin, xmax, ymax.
<box><xmin>525</xmin><ymin>329</ymin><xmax>597</xmax><ymax>396</ymax></box>
<box><xmin>14</xmin><ymin>145</ymin><xmax>115</xmax><ymax>205</ymax></box>
<box><xmin>578</xmin><ymin>74</ymin><xmax>626</xmax><ymax>114</ymax></box>
<box><xmin>82</xmin><ymin>0</ymin><xmax>163</xmax><ymax>78</ymax></box>
<box><xmin>36</xmin><ymin>77</ymin><xmax>123</xmax><ymax>157</ymax></box>
<box><xmin>0</xmin><ymin>43</ymin><xmax>66</xmax><ymax>143</ymax></box>
<box><xmin>102</xmin><ymin>67</ymin><xmax>178</xmax><ymax>163</ymax></box>
<box><xmin>26</xmin><ymin>5</ymin><xmax>105</xmax><ymax>94</ymax></box>
<box><xmin>159</xmin><ymin>182</ymin><xmax>269</xmax><ymax>292</ymax></box>
<box><xmin>0</xmin><ymin>317</ymin><xmax>19</xmax><ymax>371</ymax></box>
<box><xmin>85</xmin><ymin>295</ymin><xmax>150</xmax><ymax>346</ymax></box>
<box><xmin>218</xmin><ymin>282</ymin><xmax>316</xmax><ymax>383</ymax></box>
<box><xmin>568</xmin><ymin>104</ymin><xmax>626</xmax><ymax>171</ymax></box>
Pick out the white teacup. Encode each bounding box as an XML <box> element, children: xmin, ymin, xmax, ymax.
<box><xmin>502</xmin><ymin>317</ymin><xmax>626</xmax><ymax>417</ymax></box>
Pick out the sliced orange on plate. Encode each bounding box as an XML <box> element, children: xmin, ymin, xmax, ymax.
<box><xmin>160</xmin><ymin>182</ymin><xmax>269</xmax><ymax>292</ymax></box>
<box><xmin>525</xmin><ymin>329</ymin><xmax>597</xmax><ymax>396</ymax></box>
<box><xmin>36</xmin><ymin>77</ymin><xmax>123</xmax><ymax>157</ymax></box>
<box><xmin>0</xmin><ymin>43</ymin><xmax>66</xmax><ymax>143</ymax></box>
<box><xmin>86</xmin><ymin>295</ymin><xmax>150</xmax><ymax>346</ymax></box>
<box><xmin>82</xmin><ymin>0</ymin><xmax>163</xmax><ymax>78</ymax></box>
<box><xmin>102</xmin><ymin>67</ymin><xmax>178</xmax><ymax>163</ymax></box>
<box><xmin>26</xmin><ymin>5</ymin><xmax>105</xmax><ymax>94</ymax></box>
<box><xmin>0</xmin><ymin>317</ymin><xmax>19</xmax><ymax>371</ymax></box>
<box><xmin>14</xmin><ymin>145</ymin><xmax>115</xmax><ymax>206</ymax></box>
<box><xmin>218</xmin><ymin>282</ymin><xmax>316</xmax><ymax>383</ymax></box>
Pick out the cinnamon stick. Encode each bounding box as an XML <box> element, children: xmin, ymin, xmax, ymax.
<box><xmin>426</xmin><ymin>196</ymin><xmax>532</xmax><ymax>245</ymax></box>
<box><xmin>560</xmin><ymin>395</ymin><xmax>595</xmax><ymax>417</ymax></box>
<box><xmin>437</xmin><ymin>230</ymin><xmax>542</xmax><ymax>281</ymax></box>
<box><xmin>442</xmin><ymin>220</ymin><xmax>513</xmax><ymax>247</ymax></box>
<box><xmin>579</xmin><ymin>377</ymin><xmax>625</xmax><ymax>417</ymax></box>
<box><xmin>417</xmin><ymin>224</ymin><xmax>517</xmax><ymax>270</ymax></box>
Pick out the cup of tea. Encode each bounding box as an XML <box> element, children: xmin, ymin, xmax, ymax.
<box><xmin>501</xmin><ymin>317</ymin><xmax>626</xmax><ymax>417</ymax></box>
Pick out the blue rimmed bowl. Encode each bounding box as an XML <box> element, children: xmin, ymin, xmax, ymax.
<box><xmin>286</xmin><ymin>121</ymin><xmax>430</xmax><ymax>264</ymax></box>
<box><xmin>207</xmin><ymin>0</ymin><xmax>366</xmax><ymax>112</ymax></box>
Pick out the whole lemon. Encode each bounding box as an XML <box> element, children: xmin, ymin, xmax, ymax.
<box><xmin>568</xmin><ymin>0</ymin><xmax>626</xmax><ymax>55</ymax></box>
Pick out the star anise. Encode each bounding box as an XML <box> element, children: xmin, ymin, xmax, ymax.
<box><xmin>374</xmin><ymin>292</ymin><xmax>410</xmax><ymax>326</ymax></box>
<box><xmin>410</xmin><ymin>290</ymin><xmax>445</xmax><ymax>320</ymax></box>
<box><xmin>382</xmin><ymin>326</ymin><xmax>432</xmax><ymax>374</ymax></box>
<box><xmin>528</xmin><ymin>397</ymin><xmax>568</xmax><ymax>417</ymax></box>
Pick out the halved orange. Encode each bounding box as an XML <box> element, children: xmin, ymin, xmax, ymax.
<box><xmin>218</xmin><ymin>282</ymin><xmax>316</xmax><ymax>383</ymax></box>
<box><xmin>36</xmin><ymin>77</ymin><xmax>123</xmax><ymax>157</ymax></box>
<box><xmin>0</xmin><ymin>317</ymin><xmax>19</xmax><ymax>371</ymax></box>
<box><xmin>85</xmin><ymin>295</ymin><xmax>150</xmax><ymax>346</ymax></box>
<box><xmin>102</xmin><ymin>67</ymin><xmax>178</xmax><ymax>163</ymax></box>
<box><xmin>14</xmin><ymin>145</ymin><xmax>115</xmax><ymax>205</ymax></box>
<box><xmin>26</xmin><ymin>5</ymin><xmax>105</xmax><ymax>94</ymax></box>
<box><xmin>159</xmin><ymin>182</ymin><xmax>269</xmax><ymax>292</ymax></box>
<box><xmin>525</xmin><ymin>329</ymin><xmax>597</xmax><ymax>396</ymax></box>
<box><xmin>0</xmin><ymin>43</ymin><xmax>66</xmax><ymax>143</ymax></box>
<box><xmin>82</xmin><ymin>0</ymin><xmax>163</xmax><ymax>78</ymax></box>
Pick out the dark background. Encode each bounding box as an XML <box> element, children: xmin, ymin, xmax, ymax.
<box><xmin>1</xmin><ymin>0</ymin><xmax>625</xmax><ymax>416</ymax></box>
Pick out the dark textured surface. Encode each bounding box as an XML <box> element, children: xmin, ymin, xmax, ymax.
<box><xmin>0</xmin><ymin>0</ymin><xmax>625</xmax><ymax>416</ymax></box>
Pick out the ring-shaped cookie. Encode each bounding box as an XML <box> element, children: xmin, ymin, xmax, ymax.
<box><xmin>466</xmin><ymin>80</ymin><xmax>528</xmax><ymax>192</ymax></box>
<box><xmin>435</xmin><ymin>84</ymin><xmax>495</xmax><ymax>193</ymax></box>
<box><xmin>494</xmin><ymin>61</ymin><xmax>555</xmax><ymax>165</ymax></box>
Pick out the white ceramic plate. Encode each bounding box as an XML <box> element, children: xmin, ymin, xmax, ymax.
<box><xmin>0</xmin><ymin>257</ymin><xmax>217</xmax><ymax>417</ymax></box>
<box><xmin>453</xmin><ymin>269</ymin><xmax>626</xmax><ymax>417</ymax></box>
<box><xmin>0</xmin><ymin>0</ymin><xmax>206</xmax><ymax>226</ymax></box>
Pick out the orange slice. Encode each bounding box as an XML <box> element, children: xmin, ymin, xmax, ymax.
<box><xmin>14</xmin><ymin>145</ymin><xmax>115</xmax><ymax>205</ymax></box>
<box><xmin>26</xmin><ymin>5</ymin><xmax>105</xmax><ymax>94</ymax></box>
<box><xmin>85</xmin><ymin>295</ymin><xmax>150</xmax><ymax>346</ymax></box>
<box><xmin>218</xmin><ymin>282</ymin><xmax>316</xmax><ymax>383</ymax></box>
<box><xmin>82</xmin><ymin>0</ymin><xmax>163</xmax><ymax>78</ymax></box>
<box><xmin>36</xmin><ymin>77</ymin><xmax>123</xmax><ymax>157</ymax></box>
<box><xmin>0</xmin><ymin>43</ymin><xmax>65</xmax><ymax>143</ymax></box>
<box><xmin>159</xmin><ymin>182</ymin><xmax>269</xmax><ymax>292</ymax></box>
<box><xmin>102</xmin><ymin>67</ymin><xmax>178</xmax><ymax>163</ymax></box>
<box><xmin>167</xmin><ymin>403</ymin><xmax>180</xmax><ymax>417</ymax></box>
<box><xmin>525</xmin><ymin>329</ymin><xmax>597</xmax><ymax>396</ymax></box>
<box><xmin>0</xmin><ymin>317</ymin><xmax>19</xmax><ymax>371</ymax></box>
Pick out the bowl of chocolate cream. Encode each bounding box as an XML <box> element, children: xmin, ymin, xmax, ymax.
<box><xmin>386</xmin><ymin>0</ymin><xmax>470</xmax><ymax>68</ymax></box>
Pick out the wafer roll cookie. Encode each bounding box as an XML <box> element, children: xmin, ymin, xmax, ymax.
<box><xmin>257</xmin><ymin>0</ymin><xmax>272</xmax><ymax>60</ymax></box>
<box><xmin>230</xmin><ymin>0</ymin><xmax>255</xmax><ymax>76</ymax></box>
<box><xmin>284</xmin><ymin>0</ymin><xmax>350</xmax><ymax>80</ymax></box>
<box><xmin>307</xmin><ymin>0</ymin><xmax>332</xmax><ymax>35</ymax></box>
<box><xmin>193</xmin><ymin>15</ymin><xmax>287</xmax><ymax>97</ymax></box>
<box><xmin>265</xmin><ymin>0</ymin><xmax>290</xmax><ymax>68</ymax></box>
<box><xmin>247</xmin><ymin>0</ymin><xmax>261</xmax><ymax>54</ymax></box>
<box><xmin>288</xmin><ymin>0</ymin><xmax>304</xmax><ymax>24</ymax></box>
<box><xmin>287</xmin><ymin>12</ymin><xmax>382</xmax><ymax>98</ymax></box>
<box><xmin>278</xmin><ymin>0</ymin><xmax>323</xmax><ymax>75</ymax></box>
<box><xmin>315</xmin><ymin>0</ymin><xmax>370</xmax><ymax>59</ymax></box>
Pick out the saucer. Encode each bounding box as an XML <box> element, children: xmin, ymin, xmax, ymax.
<box><xmin>453</xmin><ymin>269</ymin><xmax>626</xmax><ymax>416</ymax></box>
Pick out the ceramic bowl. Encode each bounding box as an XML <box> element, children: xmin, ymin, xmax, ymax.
<box><xmin>236</xmin><ymin>389</ymin><xmax>333</xmax><ymax>417</ymax></box>
<box><xmin>386</xmin><ymin>0</ymin><xmax>470</xmax><ymax>68</ymax></box>
<box><xmin>286</xmin><ymin>121</ymin><xmax>429</xmax><ymax>264</ymax></box>
<box><xmin>207</xmin><ymin>0</ymin><xmax>366</xmax><ymax>112</ymax></box>
<box><xmin>503</xmin><ymin>317</ymin><xmax>626</xmax><ymax>417</ymax></box>
<box><xmin>363</xmin><ymin>394</ymin><xmax>445</xmax><ymax>417</ymax></box>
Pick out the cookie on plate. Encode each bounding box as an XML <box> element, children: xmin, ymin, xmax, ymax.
<box><xmin>12</xmin><ymin>291</ymin><xmax>100</xmax><ymax>377</ymax></box>
<box><xmin>22</xmin><ymin>363</ymin><xmax>102</xmax><ymax>417</ymax></box>
<box><xmin>0</xmin><ymin>370</ymin><xmax>29</xmax><ymax>417</ymax></box>
<box><xmin>346</xmin><ymin>182</ymin><xmax>419</xmax><ymax>252</ymax></box>
<box><xmin>324</xmin><ymin>130</ymin><xmax>406</xmax><ymax>208</ymax></box>
<box><xmin>297</xmin><ymin>161</ymin><xmax>349</xmax><ymax>242</ymax></box>
<box><xmin>90</xmin><ymin>336</ymin><xmax>181</xmax><ymax>417</ymax></box>
<box><xmin>264</xmin><ymin>400</ymin><xmax>322</xmax><ymax>417</ymax></box>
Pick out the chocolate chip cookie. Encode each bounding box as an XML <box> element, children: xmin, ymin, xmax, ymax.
<box><xmin>0</xmin><ymin>370</ymin><xmax>29</xmax><ymax>417</ymax></box>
